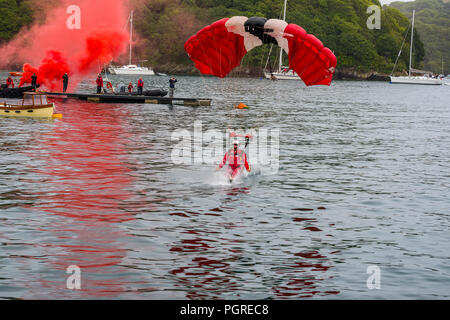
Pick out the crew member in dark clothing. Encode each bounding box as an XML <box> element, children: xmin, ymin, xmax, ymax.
<box><xmin>169</xmin><ymin>77</ymin><xmax>177</xmax><ymax>98</ymax></box>
<box><xmin>62</xmin><ymin>73</ymin><xmax>69</xmax><ymax>93</ymax></box>
<box><xmin>6</xmin><ymin>76</ymin><xmax>14</xmax><ymax>88</ymax></box>
<box><xmin>137</xmin><ymin>77</ymin><xmax>144</xmax><ymax>95</ymax></box>
<box><xmin>96</xmin><ymin>74</ymin><xmax>104</xmax><ymax>94</ymax></box>
<box><xmin>31</xmin><ymin>73</ymin><xmax>37</xmax><ymax>90</ymax></box>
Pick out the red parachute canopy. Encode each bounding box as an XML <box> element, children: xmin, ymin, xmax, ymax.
<box><xmin>184</xmin><ymin>16</ymin><xmax>337</xmax><ymax>86</ymax></box>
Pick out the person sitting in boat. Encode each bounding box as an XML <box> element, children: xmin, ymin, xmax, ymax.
<box><xmin>128</xmin><ymin>82</ymin><xmax>134</xmax><ymax>93</ymax></box>
<box><xmin>6</xmin><ymin>76</ymin><xmax>14</xmax><ymax>88</ymax></box>
<box><xmin>106</xmin><ymin>81</ymin><xmax>114</xmax><ymax>93</ymax></box>
<box><xmin>96</xmin><ymin>74</ymin><xmax>104</xmax><ymax>94</ymax></box>
<box><xmin>137</xmin><ymin>77</ymin><xmax>144</xmax><ymax>95</ymax></box>
<box><xmin>217</xmin><ymin>140</ymin><xmax>251</xmax><ymax>180</ymax></box>
<box><xmin>116</xmin><ymin>82</ymin><xmax>126</xmax><ymax>94</ymax></box>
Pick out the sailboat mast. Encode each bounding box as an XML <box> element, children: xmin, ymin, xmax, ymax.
<box><xmin>279</xmin><ymin>0</ymin><xmax>287</xmax><ymax>72</ymax></box>
<box><xmin>129</xmin><ymin>11</ymin><xmax>133</xmax><ymax>66</ymax></box>
<box><xmin>409</xmin><ymin>10</ymin><xmax>415</xmax><ymax>77</ymax></box>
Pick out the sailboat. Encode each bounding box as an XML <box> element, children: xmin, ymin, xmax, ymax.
<box><xmin>263</xmin><ymin>0</ymin><xmax>298</xmax><ymax>80</ymax></box>
<box><xmin>108</xmin><ymin>11</ymin><xmax>155</xmax><ymax>76</ymax></box>
<box><xmin>390</xmin><ymin>10</ymin><xmax>443</xmax><ymax>85</ymax></box>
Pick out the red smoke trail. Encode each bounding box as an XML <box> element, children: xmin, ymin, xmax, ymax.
<box><xmin>0</xmin><ymin>0</ymin><xmax>130</xmax><ymax>90</ymax></box>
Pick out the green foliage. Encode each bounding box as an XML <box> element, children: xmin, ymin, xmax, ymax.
<box><xmin>390</xmin><ymin>0</ymin><xmax>450</xmax><ymax>74</ymax></box>
<box><xmin>0</xmin><ymin>0</ymin><xmax>34</xmax><ymax>44</ymax></box>
<box><xmin>1</xmin><ymin>0</ymin><xmax>432</xmax><ymax>75</ymax></box>
<box><xmin>177</xmin><ymin>0</ymin><xmax>416</xmax><ymax>73</ymax></box>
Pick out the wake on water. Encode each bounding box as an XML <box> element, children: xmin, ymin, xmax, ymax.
<box><xmin>208</xmin><ymin>165</ymin><xmax>264</xmax><ymax>187</ymax></box>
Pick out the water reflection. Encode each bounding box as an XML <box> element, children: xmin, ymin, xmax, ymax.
<box><xmin>22</xmin><ymin>101</ymin><xmax>146</xmax><ymax>297</ymax></box>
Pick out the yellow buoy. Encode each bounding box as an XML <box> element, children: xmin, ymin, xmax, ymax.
<box><xmin>52</xmin><ymin>113</ymin><xmax>63</xmax><ymax>118</ymax></box>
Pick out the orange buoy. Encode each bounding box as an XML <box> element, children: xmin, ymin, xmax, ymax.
<box><xmin>234</xmin><ymin>103</ymin><xmax>248</xmax><ymax>109</ymax></box>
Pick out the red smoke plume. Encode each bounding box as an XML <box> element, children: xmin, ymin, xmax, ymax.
<box><xmin>78</xmin><ymin>31</ymin><xmax>128</xmax><ymax>73</ymax></box>
<box><xmin>20</xmin><ymin>50</ymin><xmax>71</xmax><ymax>90</ymax></box>
<box><xmin>0</xmin><ymin>0</ymin><xmax>130</xmax><ymax>90</ymax></box>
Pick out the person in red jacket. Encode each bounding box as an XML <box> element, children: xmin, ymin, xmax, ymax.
<box><xmin>128</xmin><ymin>82</ymin><xmax>134</xmax><ymax>93</ymax></box>
<box><xmin>96</xmin><ymin>74</ymin><xmax>104</xmax><ymax>94</ymax></box>
<box><xmin>137</xmin><ymin>77</ymin><xmax>144</xmax><ymax>95</ymax></box>
<box><xmin>6</xmin><ymin>76</ymin><xmax>14</xmax><ymax>88</ymax></box>
<box><xmin>217</xmin><ymin>140</ymin><xmax>251</xmax><ymax>181</ymax></box>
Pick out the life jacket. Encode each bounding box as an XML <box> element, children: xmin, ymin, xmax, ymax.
<box><xmin>138</xmin><ymin>79</ymin><xmax>144</xmax><ymax>87</ymax></box>
<box><xmin>96</xmin><ymin>77</ymin><xmax>103</xmax><ymax>86</ymax></box>
<box><xmin>227</xmin><ymin>150</ymin><xmax>244</xmax><ymax>167</ymax></box>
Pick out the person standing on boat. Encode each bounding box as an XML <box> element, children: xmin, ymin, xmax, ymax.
<box><xmin>31</xmin><ymin>73</ymin><xmax>37</xmax><ymax>90</ymax></box>
<box><xmin>96</xmin><ymin>74</ymin><xmax>104</xmax><ymax>94</ymax></box>
<box><xmin>128</xmin><ymin>82</ymin><xmax>134</xmax><ymax>93</ymax></box>
<box><xmin>62</xmin><ymin>73</ymin><xmax>69</xmax><ymax>93</ymax></box>
<box><xmin>6</xmin><ymin>76</ymin><xmax>14</xmax><ymax>88</ymax></box>
<box><xmin>169</xmin><ymin>77</ymin><xmax>177</xmax><ymax>98</ymax></box>
<box><xmin>137</xmin><ymin>77</ymin><xmax>144</xmax><ymax>95</ymax></box>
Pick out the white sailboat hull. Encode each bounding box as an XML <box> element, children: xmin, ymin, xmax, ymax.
<box><xmin>109</xmin><ymin>66</ymin><xmax>155</xmax><ymax>76</ymax></box>
<box><xmin>390</xmin><ymin>76</ymin><xmax>443</xmax><ymax>85</ymax></box>
<box><xmin>108</xmin><ymin>12</ymin><xmax>156</xmax><ymax>77</ymax></box>
<box><xmin>264</xmin><ymin>70</ymin><xmax>298</xmax><ymax>80</ymax></box>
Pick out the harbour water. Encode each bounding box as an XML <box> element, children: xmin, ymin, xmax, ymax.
<box><xmin>0</xmin><ymin>74</ymin><xmax>449</xmax><ymax>299</ymax></box>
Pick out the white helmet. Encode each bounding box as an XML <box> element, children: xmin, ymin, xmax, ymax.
<box><xmin>231</xmin><ymin>140</ymin><xmax>239</xmax><ymax>146</ymax></box>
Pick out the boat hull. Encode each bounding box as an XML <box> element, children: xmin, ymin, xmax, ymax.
<box><xmin>390</xmin><ymin>76</ymin><xmax>443</xmax><ymax>85</ymax></box>
<box><xmin>0</xmin><ymin>85</ymin><xmax>39</xmax><ymax>98</ymax></box>
<box><xmin>108</xmin><ymin>67</ymin><xmax>155</xmax><ymax>76</ymax></box>
<box><xmin>264</xmin><ymin>72</ymin><xmax>298</xmax><ymax>81</ymax></box>
<box><xmin>0</xmin><ymin>104</ymin><xmax>55</xmax><ymax>118</ymax></box>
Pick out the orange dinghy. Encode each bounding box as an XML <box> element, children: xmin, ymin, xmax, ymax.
<box><xmin>9</xmin><ymin>72</ymin><xmax>23</xmax><ymax>77</ymax></box>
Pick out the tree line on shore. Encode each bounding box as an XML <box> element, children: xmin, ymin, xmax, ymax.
<box><xmin>2</xmin><ymin>0</ymin><xmax>440</xmax><ymax>76</ymax></box>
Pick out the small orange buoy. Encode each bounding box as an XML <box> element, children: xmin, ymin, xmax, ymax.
<box><xmin>52</xmin><ymin>113</ymin><xmax>63</xmax><ymax>118</ymax></box>
<box><xmin>234</xmin><ymin>103</ymin><xmax>248</xmax><ymax>109</ymax></box>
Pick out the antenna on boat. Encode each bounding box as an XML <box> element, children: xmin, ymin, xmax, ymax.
<box><xmin>278</xmin><ymin>0</ymin><xmax>288</xmax><ymax>73</ymax></box>
<box><xmin>129</xmin><ymin>11</ymin><xmax>134</xmax><ymax>66</ymax></box>
<box><xmin>409</xmin><ymin>10</ymin><xmax>415</xmax><ymax>77</ymax></box>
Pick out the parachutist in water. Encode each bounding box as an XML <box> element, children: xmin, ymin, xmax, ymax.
<box><xmin>169</xmin><ymin>77</ymin><xmax>177</xmax><ymax>98</ymax></box>
<box><xmin>217</xmin><ymin>140</ymin><xmax>251</xmax><ymax>182</ymax></box>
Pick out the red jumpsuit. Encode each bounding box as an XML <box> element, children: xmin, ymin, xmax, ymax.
<box><xmin>219</xmin><ymin>149</ymin><xmax>250</xmax><ymax>179</ymax></box>
<box><xmin>6</xmin><ymin>77</ymin><xmax>14</xmax><ymax>88</ymax></box>
<box><xmin>128</xmin><ymin>83</ymin><xmax>134</xmax><ymax>92</ymax></box>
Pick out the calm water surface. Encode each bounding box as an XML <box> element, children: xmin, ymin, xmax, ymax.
<box><xmin>0</xmin><ymin>74</ymin><xmax>449</xmax><ymax>299</ymax></box>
